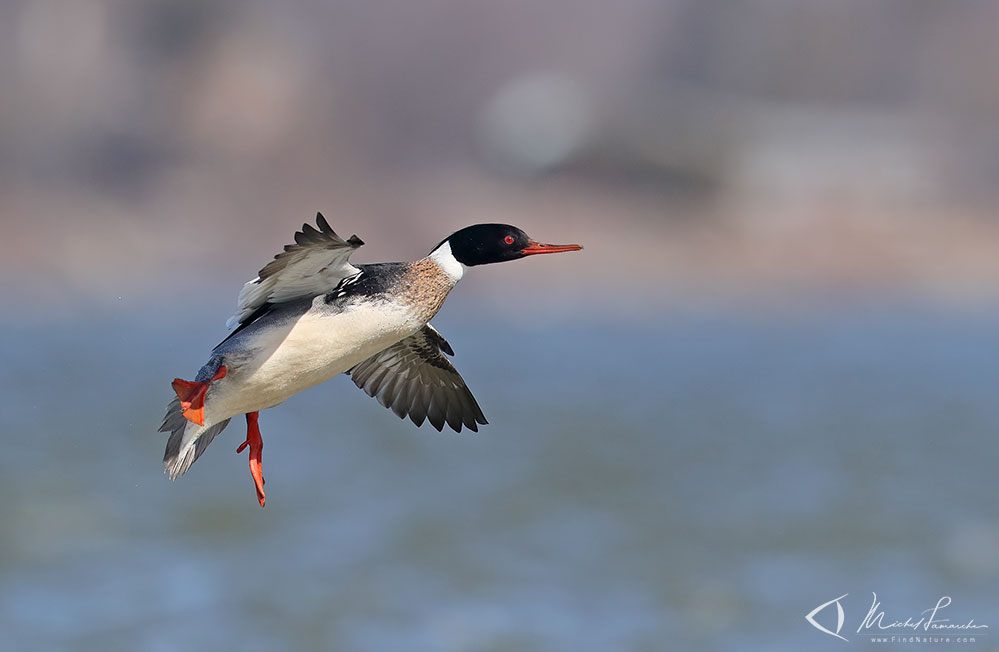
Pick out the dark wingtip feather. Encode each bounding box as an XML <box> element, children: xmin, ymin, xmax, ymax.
<box><xmin>426</xmin><ymin>395</ymin><xmax>447</xmax><ymax>431</ymax></box>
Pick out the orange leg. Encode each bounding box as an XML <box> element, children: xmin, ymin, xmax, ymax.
<box><xmin>172</xmin><ymin>365</ymin><xmax>227</xmax><ymax>426</ymax></box>
<box><xmin>236</xmin><ymin>411</ymin><xmax>266</xmax><ymax>507</ymax></box>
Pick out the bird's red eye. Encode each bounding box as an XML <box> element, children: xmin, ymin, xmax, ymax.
<box><xmin>504</xmin><ymin>235</ymin><xmax>515</xmax><ymax>245</ymax></box>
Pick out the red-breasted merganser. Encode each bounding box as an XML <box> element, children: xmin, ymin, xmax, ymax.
<box><xmin>159</xmin><ymin>213</ymin><xmax>582</xmax><ymax>506</ymax></box>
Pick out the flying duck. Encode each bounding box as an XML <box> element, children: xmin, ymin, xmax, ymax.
<box><xmin>159</xmin><ymin>213</ymin><xmax>582</xmax><ymax>505</ymax></box>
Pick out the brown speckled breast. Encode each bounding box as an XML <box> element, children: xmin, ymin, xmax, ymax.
<box><xmin>397</xmin><ymin>258</ymin><xmax>460</xmax><ymax>323</ymax></box>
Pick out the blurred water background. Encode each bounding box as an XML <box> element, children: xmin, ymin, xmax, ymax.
<box><xmin>3</xmin><ymin>1</ymin><xmax>999</xmax><ymax>650</ymax></box>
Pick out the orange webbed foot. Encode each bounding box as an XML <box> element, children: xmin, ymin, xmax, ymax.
<box><xmin>237</xmin><ymin>411</ymin><xmax>266</xmax><ymax>507</ymax></box>
<box><xmin>171</xmin><ymin>365</ymin><xmax>227</xmax><ymax>426</ymax></box>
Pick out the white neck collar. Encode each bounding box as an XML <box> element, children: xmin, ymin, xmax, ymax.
<box><xmin>428</xmin><ymin>240</ymin><xmax>466</xmax><ymax>282</ymax></box>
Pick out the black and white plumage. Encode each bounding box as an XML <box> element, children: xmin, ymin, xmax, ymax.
<box><xmin>225</xmin><ymin>214</ymin><xmax>364</xmax><ymax>330</ymax></box>
<box><xmin>158</xmin><ymin>213</ymin><xmax>582</xmax><ymax>505</ymax></box>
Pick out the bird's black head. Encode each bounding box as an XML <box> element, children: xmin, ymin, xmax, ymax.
<box><xmin>435</xmin><ymin>224</ymin><xmax>582</xmax><ymax>267</ymax></box>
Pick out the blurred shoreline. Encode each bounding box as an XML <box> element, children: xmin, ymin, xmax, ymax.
<box><xmin>6</xmin><ymin>1</ymin><xmax>999</xmax><ymax>319</ymax></box>
<box><xmin>6</xmin><ymin>167</ymin><xmax>999</xmax><ymax>318</ymax></box>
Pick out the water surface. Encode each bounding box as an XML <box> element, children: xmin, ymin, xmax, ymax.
<box><xmin>1</xmin><ymin>302</ymin><xmax>997</xmax><ymax>651</ymax></box>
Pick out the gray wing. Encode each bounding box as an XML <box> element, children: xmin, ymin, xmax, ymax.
<box><xmin>348</xmin><ymin>325</ymin><xmax>488</xmax><ymax>432</ymax></box>
<box><xmin>226</xmin><ymin>213</ymin><xmax>364</xmax><ymax>329</ymax></box>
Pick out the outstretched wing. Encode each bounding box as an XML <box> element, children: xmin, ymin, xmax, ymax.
<box><xmin>226</xmin><ymin>213</ymin><xmax>364</xmax><ymax>329</ymax></box>
<box><xmin>348</xmin><ymin>324</ymin><xmax>488</xmax><ymax>432</ymax></box>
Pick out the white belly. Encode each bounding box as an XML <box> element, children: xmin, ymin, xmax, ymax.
<box><xmin>211</xmin><ymin>300</ymin><xmax>419</xmax><ymax>418</ymax></box>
